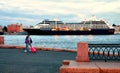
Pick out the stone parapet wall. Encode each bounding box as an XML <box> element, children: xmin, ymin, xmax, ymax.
<box><xmin>0</xmin><ymin>36</ymin><xmax>4</xmax><ymax>44</ymax></box>
<box><xmin>60</xmin><ymin>61</ymin><xmax>120</xmax><ymax>73</ymax></box>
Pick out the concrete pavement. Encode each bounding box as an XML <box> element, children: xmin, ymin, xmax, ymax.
<box><xmin>0</xmin><ymin>48</ymin><xmax>76</xmax><ymax>73</ymax></box>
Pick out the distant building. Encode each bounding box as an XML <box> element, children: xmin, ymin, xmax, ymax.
<box><xmin>7</xmin><ymin>23</ymin><xmax>23</xmax><ymax>33</ymax></box>
<box><xmin>114</xmin><ymin>25</ymin><xmax>120</xmax><ymax>32</ymax></box>
<box><xmin>0</xmin><ymin>25</ymin><xmax>2</xmax><ymax>32</ymax></box>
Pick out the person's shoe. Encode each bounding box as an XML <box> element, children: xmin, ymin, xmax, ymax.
<box><xmin>24</xmin><ymin>50</ymin><xmax>27</xmax><ymax>52</ymax></box>
<box><xmin>29</xmin><ymin>50</ymin><xmax>31</xmax><ymax>52</ymax></box>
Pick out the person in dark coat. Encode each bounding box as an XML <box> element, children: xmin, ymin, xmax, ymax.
<box><xmin>24</xmin><ymin>33</ymin><xmax>32</xmax><ymax>52</ymax></box>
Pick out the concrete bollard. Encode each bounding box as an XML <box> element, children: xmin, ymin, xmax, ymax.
<box><xmin>76</xmin><ymin>42</ymin><xmax>89</xmax><ymax>62</ymax></box>
<box><xmin>0</xmin><ymin>36</ymin><xmax>4</xmax><ymax>44</ymax></box>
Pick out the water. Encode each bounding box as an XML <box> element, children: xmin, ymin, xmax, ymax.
<box><xmin>3</xmin><ymin>35</ymin><xmax>120</xmax><ymax>50</ymax></box>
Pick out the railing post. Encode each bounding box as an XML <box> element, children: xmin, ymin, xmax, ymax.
<box><xmin>0</xmin><ymin>36</ymin><xmax>4</xmax><ymax>44</ymax></box>
<box><xmin>76</xmin><ymin>42</ymin><xmax>89</xmax><ymax>62</ymax></box>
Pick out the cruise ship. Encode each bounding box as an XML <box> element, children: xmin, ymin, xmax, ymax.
<box><xmin>23</xmin><ymin>18</ymin><xmax>115</xmax><ymax>35</ymax></box>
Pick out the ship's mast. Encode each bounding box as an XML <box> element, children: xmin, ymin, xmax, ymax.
<box><xmin>90</xmin><ymin>15</ymin><xmax>96</xmax><ymax>28</ymax></box>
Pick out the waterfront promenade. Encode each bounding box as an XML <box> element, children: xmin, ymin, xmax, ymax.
<box><xmin>0</xmin><ymin>36</ymin><xmax>120</xmax><ymax>73</ymax></box>
<box><xmin>0</xmin><ymin>47</ymin><xmax>76</xmax><ymax>73</ymax></box>
<box><xmin>0</xmin><ymin>44</ymin><xmax>120</xmax><ymax>73</ymax></box>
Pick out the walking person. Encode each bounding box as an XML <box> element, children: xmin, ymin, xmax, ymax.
<box><xmin>24</xmin><ymin>33</ymin><xmax>32</xmax><ymax>52</ymax></box>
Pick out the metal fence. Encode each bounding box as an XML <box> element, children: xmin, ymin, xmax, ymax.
<box><xmin>88</xmin><ymin>44</ymin><xmax>120</xmax><ymax>62</ymax></box>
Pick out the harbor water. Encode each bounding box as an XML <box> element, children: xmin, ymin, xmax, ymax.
<box><xmin>3</xmin><ymin>35</ymin><xmax>120</xmax><ymax>50</ymax></box>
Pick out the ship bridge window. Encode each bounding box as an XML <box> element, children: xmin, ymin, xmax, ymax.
<box><xmin>91</xmin><ymin>21</ymin><xmax>105</xmax><ymax>24</ymax></box>
<box><xmin>82</xmin><ymin>21</ymin><xmax>90</xmax><ymax>24</ymax></box>
<box><xmin>85</xmin><ymin>21</ymin><xmax>90</xmax><ymax>24</ymax></box>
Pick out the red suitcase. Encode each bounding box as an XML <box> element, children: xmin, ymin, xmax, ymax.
<box><xmin>30</xmin><ymin>47</ymin><xmax>36</xmax><ymax>53</ymax></box>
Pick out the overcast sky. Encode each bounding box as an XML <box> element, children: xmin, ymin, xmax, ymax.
<box><xmin>0</xmin><ymin>0</ymin><xmax>120</xmax><ymax>26</ymax></box>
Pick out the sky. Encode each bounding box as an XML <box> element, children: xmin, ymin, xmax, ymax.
<box><xmin>0</xmin><ymin>0</ymin><xmax>120</xmax><ymax>26</ymax></box>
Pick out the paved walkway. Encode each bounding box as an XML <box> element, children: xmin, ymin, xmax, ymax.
<box><xmin>0</xmin><ymin>48</ymin><xmax>76</xmax><ymax>73</ymax></box>
<box><xmin>0</xmin><ymin>48</ymin><xmax>120</xmax><ymax>73</ymax></box>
